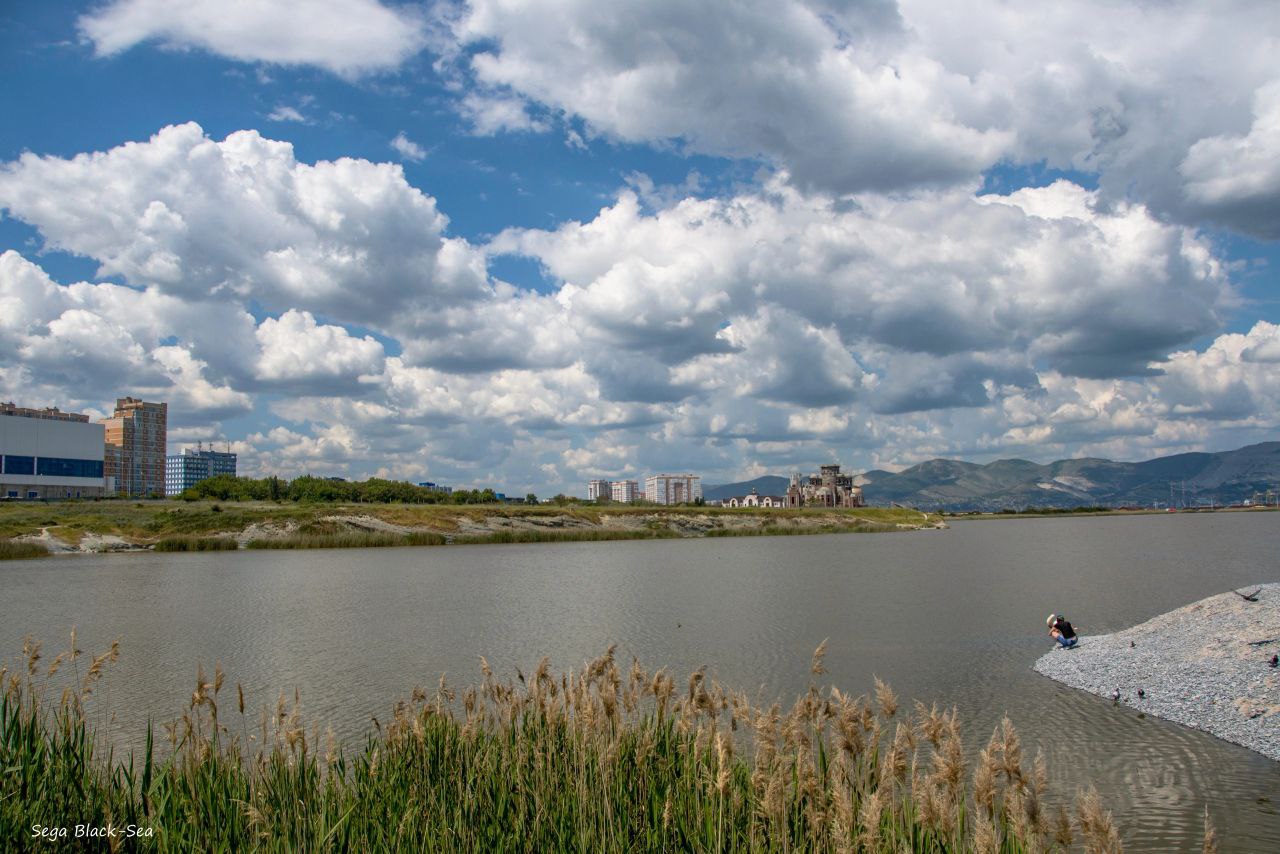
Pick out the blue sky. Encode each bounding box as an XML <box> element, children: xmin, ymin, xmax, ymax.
<box><xmin>1</xmin><ymin>0</ymin><xmax>1277</xmax><ymax>494</ymax></box>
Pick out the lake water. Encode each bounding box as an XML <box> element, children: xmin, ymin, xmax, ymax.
<box><xmin>3</xmin><ymin>512</ymin><xmax>1279</xmax><ymax>850</ymax></box>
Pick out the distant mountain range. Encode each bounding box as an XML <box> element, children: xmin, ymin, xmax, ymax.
<box><xmin>705</xmin><ymin>442</ymin><xmax>1280</xmax><ymax>510</ymax></box>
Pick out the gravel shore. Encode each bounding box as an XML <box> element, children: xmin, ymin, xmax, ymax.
<box><xmin>1033</xmin><ymin>584</ymin><xmax>1280</xmax><ymax>760</ymax></box>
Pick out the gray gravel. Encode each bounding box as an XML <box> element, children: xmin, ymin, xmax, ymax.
<box><xmin>1033</xmin><ymin>584</ymin><xmax>1280</xmax><ymax>761</ymax></box>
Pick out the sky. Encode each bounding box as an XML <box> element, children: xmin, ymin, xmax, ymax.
<box><xmin>1</xmin><ymin>0</ymin><xmax>1278</xmax><ymax>495</ymax></box>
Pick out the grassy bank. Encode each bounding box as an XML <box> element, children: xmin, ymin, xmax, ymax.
<box><xmin>0</xmin><ymin>502</ymin><xmax>935</xmax><ymax>556</ymax></box>
<box><xmin>0</xmin><ymin>638</ymin><xmax>1155</xmax><ymax>852</ymax></box>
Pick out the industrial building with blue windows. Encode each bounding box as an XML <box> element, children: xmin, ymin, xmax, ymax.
<box><xmin>0</xmin><ymin>403</ymin><xmax>108</xmax><ymax>499</ymax></box>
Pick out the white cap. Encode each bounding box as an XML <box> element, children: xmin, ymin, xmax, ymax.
<box><xmin>1046</xmin><ymin>613</ymin><xmax>1057</xmax><ymax>626</ymax></box>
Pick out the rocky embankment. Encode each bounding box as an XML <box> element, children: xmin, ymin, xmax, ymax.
<box><xmin>18</xmin><ymin>527</ymin><xmax>142</xmax><ymax>554</ymax></box>
<box><xmin>1034</xmin><ymin>585</ymin><xmax>1280</xmax><ymax>760</ymax></box>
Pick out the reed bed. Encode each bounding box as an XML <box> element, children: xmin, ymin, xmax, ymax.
<box><xmin>0</xmin><ymin>635</ymin><xmax>1153</xmax><ymax>853</ymax></box>
<box><xmin>0</xmin><ymin>539</ymin><xmax>49</xmax><ymax>560</ymax></box>
<box><xmin>245</xmin><ymin>531</ymin><xmax>447</xmax><ymax>550</ymax></box>
<box><xmin>248</xmin><ymin>527</ymin><xmax>688</xmax><ymax>551</ymax></box>
<box><xmin>153</xmin><ymin>536</ymin><xmax>240</xmax><ymax>552</ymax></box>
<box><xmin>451</xmin><ymin>528</ymin><xmax>682</xmax><ymax>545</ymax></box>
<box><xmin>704</xmin><ymin>522</ymin><xmax>895</xmax><ymax>537</ymax></box>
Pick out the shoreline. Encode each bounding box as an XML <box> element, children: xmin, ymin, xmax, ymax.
<box><xmin>1</xmin><ymin>503</ymin><xmax>944</xmax><ymax>557</ymax></box>
<box><xmin>1033</xmin><ymin>584</ymin><xmax>1280</xmax><ymax>761</ymax></box>
<box><xmin>951</xmin><ymin>505</ymin><xmax>1279</xmax><ymax>521</ymax></box>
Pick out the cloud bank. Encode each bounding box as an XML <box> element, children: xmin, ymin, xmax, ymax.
<box><xmin>454</xmin><ymin>0</ymin><xmax>1280</xmax><ymax>235</ymax></box>
<box><xmin>1</xmin><ymin>124</ymin><xmax>1272</xmax><ymax>491</ymax></box>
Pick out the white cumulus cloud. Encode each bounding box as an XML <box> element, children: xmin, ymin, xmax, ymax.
<box><xmin>255</xmin><ymin>309</ymin><xmax>385</xmax><ymax>387</ymax></box>
<box><xmin>0</xmin><ymin>123</ymin><xmax>490</xmax><ymax>339</ymax></box>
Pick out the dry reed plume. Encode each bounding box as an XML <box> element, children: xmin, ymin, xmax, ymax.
<box><xmin>1</xmin><ymin>636</ymin><xmax>1134</xmax><ymax>851</ymax></box>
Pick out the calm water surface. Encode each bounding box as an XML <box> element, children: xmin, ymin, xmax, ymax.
<box><xmin>3</xmin><ymin>512</ymin><xmax>1279</xmax><ymax>850</ymax></box>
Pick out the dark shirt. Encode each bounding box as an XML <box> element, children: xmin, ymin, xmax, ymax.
<box><xmin>1053</xmin><ymin>618</ymin><xmax>1076</xmax><ymax>639</ymax></box>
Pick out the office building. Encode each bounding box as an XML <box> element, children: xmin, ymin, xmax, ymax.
<box><xmin>1</xmin><ymin>402</ymin><xmax>107</xmax><ymax>499</ymax></box>
<box><xmin>644</xmin><ymin>474</ymin><xmax>701</xmax><ymax>505</ymax></box>
<box><xmin>166</xmin><ymin>446</ymin><xmax>237</xmax><ymax>497</ymax></box>
<box><xmin>100</xmin><ymin>397</ymin><xmax>167</xmax><ymax>498</ymax></box>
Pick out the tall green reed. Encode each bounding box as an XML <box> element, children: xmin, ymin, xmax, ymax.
<box><xmin>2</xmin><ymin>636</ymin><xmax>1138</xmax><ymax>852</ymax></box>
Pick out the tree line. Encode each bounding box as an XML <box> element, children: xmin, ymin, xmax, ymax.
<box><xmin>179</xmin><ymin>475</ymin><xmax>536</xmax><ymax>505</ymax></box>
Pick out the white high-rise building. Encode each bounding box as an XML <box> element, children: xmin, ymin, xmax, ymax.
<box><xmin>644</xmin><ymin>474</ymin><xmax>701</xmax><ymax>505</ymax></box>
<box><xmin>588</xmin><ymin>479</ymin><xmax>612</xmax><ymax>501</ymax></box>
<box><xmin>611</xmin><ymin>479</ymin><xmax>640</xmax><ymax>503</ymax></box>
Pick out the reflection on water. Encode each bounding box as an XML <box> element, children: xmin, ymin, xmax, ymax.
<box><xmin>2</xmin><ymin>512</ymin><xmax>1279</xmax><ymax>850</ymax></box>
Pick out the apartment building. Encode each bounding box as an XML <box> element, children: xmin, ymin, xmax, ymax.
<box><xmin>101</xmin><ymin>397</ymin><xmax>167</xmax><ymax>498</ymax></box>
<box><xmin>610</xmin><ymin>479</ymin><xmax>640</xmax><ymax>503</ymax></box>
<box><xmin>644</xmin><ymin>474</ymin><xmax>701</xmax><ymax>505</ymax></box>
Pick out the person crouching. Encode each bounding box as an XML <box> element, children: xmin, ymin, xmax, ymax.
<box><xmin>1047</xmin><ymin>613</ymin><xmax>1079</xmax><ymax>649</ymax></box>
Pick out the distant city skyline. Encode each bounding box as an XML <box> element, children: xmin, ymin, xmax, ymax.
<box><xmin>1</xmin><ymin>1</ymin><xmax>1278</xmax><ymax>496</ymax></box>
